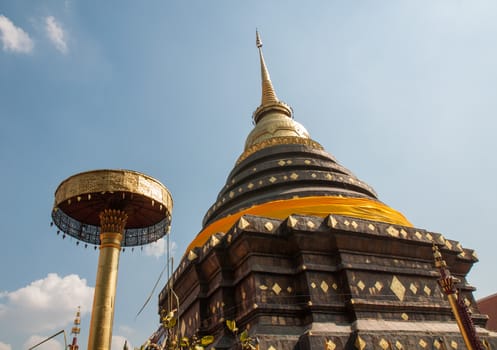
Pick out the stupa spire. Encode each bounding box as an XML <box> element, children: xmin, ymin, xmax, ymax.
<box><xmin>253</xmin><ymin>30</ymin><xmax>292</xmax><ymax>123</ymax></box>
<box><xmin>256</xmin><ymin>30</ymin><xmax>279</xmax><ymax>106</ymax></box>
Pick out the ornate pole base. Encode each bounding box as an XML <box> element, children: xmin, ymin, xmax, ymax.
<box><xmin>87</xmin><ymin>209</ymin><xmax>128</xmax><ymax>350</ymax></box>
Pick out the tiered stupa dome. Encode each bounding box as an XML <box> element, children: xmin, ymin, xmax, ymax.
<box><xmin>188</xmin><ymin>31</ymin><xmax>410</xmax><ymax>250</ymax></box>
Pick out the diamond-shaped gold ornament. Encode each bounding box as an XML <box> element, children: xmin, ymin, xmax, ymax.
<box><xmin>390</xmin><ymin>276</ymin><xmax>406</xmax><ymax>301</ymax></box>
<box><xmin>424</xmin><ymin>285</ymin><xmax>431</xmax><ymax>296</ymax></box>
<box><xmin>264</xmin><ymin>222</ymin><xmax>274</xmax><ymax>231</ymax></box>
<box><xmin>357</xmin><ymin>280</ymin><xmax>366</xmax><ymax>291</ymax></box>
<box><xmin>325</xmin><ymin>340</ymin><xmax>336</xmax><ymax>350</ymax></box>
<box><xmin>379</xmin><ymin>339</ymin><xmax>389</xmax><ymax>350</ymax></box>
<box><xmin>272</xmin><ymin>283</ymin><xmax>282</xmax><ymax>295</ymax></box>
<box><xmin>387</xmin><ymin>226</ymin><xmax>400</xmax><ymax>237</ymax></box>
<box><xmin>375</xmin><ymin>281</ymin><xmax>383</xmax><ymax>291</ymax></box>
<box><xmin>355</xmin><ymin>336</ymin><xmax>366</xmax><ymax>350</ymax></box>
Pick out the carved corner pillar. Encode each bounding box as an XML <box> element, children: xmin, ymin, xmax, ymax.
<box><xmin>88</xmin><ymin>209</ymin><xmax>128</xmax><ymax>350</ymax></box>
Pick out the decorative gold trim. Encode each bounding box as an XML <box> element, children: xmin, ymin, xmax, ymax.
<box><xmin>99</xmin><ymin>209</ymin><xmax>128</xmax><ymax>234</ymax></box>
<box><xmin>237</xmin><ymin>137</ymin><xmax>323</xmax><ymax>164</ymax></box>
<box><xmin>54</xmin><ymin>169</ymin><xmax>173</xmax><ymax>211</ymax></box>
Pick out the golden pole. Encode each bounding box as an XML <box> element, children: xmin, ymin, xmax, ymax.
<box><xmin>87</xmin><ymin>209</ymin><xmax>128</xmax><ymax>350</ymax></box>
<box><xmin>434</xmin><ymin>245</ymin><xmax>483</xmax><ymax>350</ymax></box>
<box><xmin>441</xmin><ymin>280</ymin><xmax>476</xmax><ymax>350</ymax></box>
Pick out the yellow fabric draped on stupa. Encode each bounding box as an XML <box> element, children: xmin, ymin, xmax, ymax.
<box><xmin>187</xmin><ymin>196</ymin><xmax>411</xmax><ymax>251</ymax></box>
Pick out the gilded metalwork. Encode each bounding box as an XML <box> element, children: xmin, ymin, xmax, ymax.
<box><xmin>99</xmin><ymin>209</ymin><xmax>128</xmax><ymax>234</ymax></box>
<box><xmin>375</xmin><ymin>281</ymin><xmax>383</xmax><ymax>291</ymax></box>
<box><xmin>387</xmin><ymin>226</ymin><xmax>400</xmax><ymax>237</ymax></box>
<box><xmin>433</xmin><ymin>245</ymin><xmax>485</xmax><ymax>350</ymax></box>
<box><xmin>238</xmin><ymin>217</ymin><xmax>250</xmax><ymax>230</ymax></box>
<box><xmin>287</xmin><ymin>215</ymin><xmax>298</xmax><ymax>228</ymax></box>
<box><xmin>245</xmin><ymin>113</ymin><xmax>310</xmax><ymax>149</ymax></box>
<box><xmin>238</xmin><ymin>136</ymin><xmax>323</xmax><ymax>164</ymax></box>
<box><xmin>253</xmin><ymin>30</ymin><xmax>292</xmax><ymax>124</ymax></box>
<box><xmin>390</xmin><ymin>276</ymin><xmax>406</xmax><ymax>301</ymax></box>
<box><xmin>327</xmin><ymin>215</ymin><xmax>338</xmax><ymax>228</ymax></box>
<box><xmin>52</xmin><ymin>169</ymin><xmax>173</xmax><ymax>247</ymax></box>
<box><xmin>52</xmin><ymin>169</ymin><xmax>174</xmax><ymax>350</ymax></box>
<box><xmin>355</xmin><ymin>336</ymin><xmax>366</xmax><ymax>350</ymax></box>
<box><xmin>271</xmin><ymin>283</ymin><xmax>282</xmax><ymax>295</ymax></box>
<box><xmin>379</xmin><ymin>339</ymin><xmax>389</xmax><ymax>350</ymax></box>
<box><xmin>325</xmin><ymin>340</ymin><xmax>336</xmax><ymax>350</ymax></box>
<box><xmin>187</xmin><ymin>250</ymin><xmax>198</xmax><ymax>261</ymax></box>
<box><xmin>54</xmin><ymin>169</ymin><xmax>172</xmax><ymax>210</ymax></box>
<box><xmin>264</xmin><ymin>221</ymin><xmax>274</xmax><ymax>231</ymax></box>
<box><xmin>357</xmin><ymin>280</ymin><xmax>365</xmax><ymax>291</ymax></box>
<box><xmin>87</xmin><ymin>209</ymin><xmax>126</xmax><ymax>350</ymax></box>
<box><xmin>424</xmin><ymin>285</ymin><xmax>432</xmax><ymax>296</ymax></box>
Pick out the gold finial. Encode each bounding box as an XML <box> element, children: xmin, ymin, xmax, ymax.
<box><xmin>256</xmin><ymin>30</ymin><xmax>278</xmax><ymax>106</ymax></box>
<box><xmin>256</xmin><ymin>29</ymin><xmax>262</xmax><ymax>48</ymax></box>
<box><xmin>253</xmin><ymin>30</ymin><xmax>292</xmax><ymax>123</ymax></box>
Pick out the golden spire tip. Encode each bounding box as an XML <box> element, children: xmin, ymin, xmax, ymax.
<box><xmin>252</xmin><ymin>30</ymin><xmax>292</xmax><ymax>123</ymax></box>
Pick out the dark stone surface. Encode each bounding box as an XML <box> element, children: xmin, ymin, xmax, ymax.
<box><xmin>159</xmin><ymin>213</ymin><xmax>496</xmax><ymax>349</ymax></box>
<box><xmin>203</xmin><ymin>143</ymin><xmax>378</xmax><ymax>227</ymax></box>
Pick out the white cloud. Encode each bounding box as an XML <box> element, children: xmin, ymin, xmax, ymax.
<box><xmin>0</xmin><ymin>273</ymin><xmax>93</xmax><ymax>335</ymax></box>
<box><xmin>143</xmin><ymin>238</ymin><xmax>177</xmax><ymax>259</ymax></box>
<box><xmin>0</xmin><ymin>15</ymin><xmax>33</xmax><ymax>53</ymax></box>
<box><xmin>23</xmin><ymin>335</ymin><xmax>63</xmax><ymax>350</ymax></box>
<box><xmin>112</xmin><ymin>335</ymin><xmax>132</xmax><ymax>350</ymax></box>
<box><xmin>0</xmin><ymin>342</ymin><xmax>12</xmax><ymax>350</ymax></box>
<box><xmin>45</xmin><ymin>16</ymin><xmax>67</xmax><ymax>54</ymax></box>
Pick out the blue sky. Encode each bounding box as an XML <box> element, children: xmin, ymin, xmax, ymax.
<box><xmin>1</xmin><ymin>1</ymin><xmax>497</xmax><ymax>349</ymax></box>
